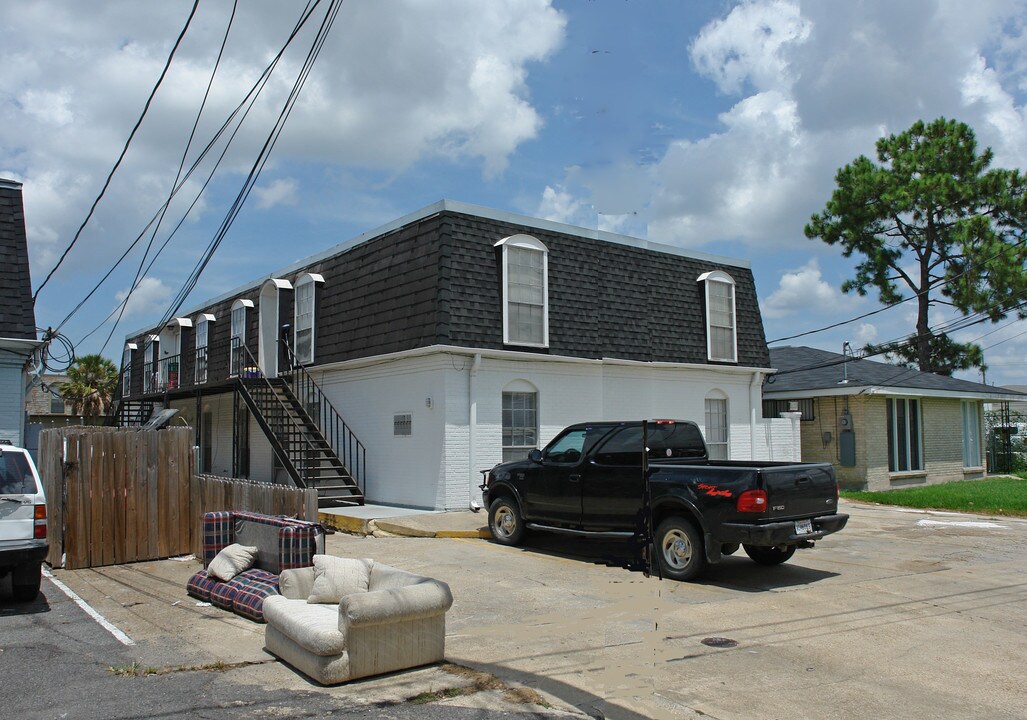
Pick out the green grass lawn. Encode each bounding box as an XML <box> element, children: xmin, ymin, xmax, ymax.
<box><xmin>841</xmin><ymin>474</ymin><xmax>1027</xmax><ymax>517</ymax></box>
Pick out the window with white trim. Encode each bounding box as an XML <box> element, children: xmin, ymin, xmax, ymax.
<box><xmin>704</xmin><ymin>395</ymin><xmax>729</xmax><ymax>460</ymax></box>
<box><xmin>698</xmin><ymin>271</ymin><xmax>737</xmax><ymax>362</ymax></box>
<box><xmin>496</xmin><ymin>235</ymin><xmax>548</xmax><ymax>347</ymax></box>
<box><xmin>122</xmin><ymin>345</ymin><xmax>133</xmax><ymax>398</ymax></box>
<box><xmin>886</xmin><ymin>398</ymin><xmax>922</xmax><ymax>472</ymax></box>
<box><xmin>294</xmin><ymin>273</ymin><xmax>322</xmax><ymax>365</ymax></box>
<box><xmin>962</xmin><ymin>401</ymin><xmax>981</xmax><ymax>468</ymax></box>
<box><xmin>143</xmin><ymin>339</ymin><xmax>156</xmax><ymax>393</ymax></box>
<box><xmin>502</xmin><ymin>389</ymin><xmax>538</xmax><ymax>462</ymax></box>
<box><xmin>194</xmin><ymin>316</ymin><xmax>209</xmax><ymax>384</ymax></box>
<box><xmin>230</xmin><ymin>300</ymin><xmax>250</xmax><ymax>376</ymax></box>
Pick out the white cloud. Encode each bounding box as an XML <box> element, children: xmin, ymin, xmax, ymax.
<box><xmin>854</xmin><ymin>323</ymin><xmax>879</xmax><ymax>345</ymax></box>
<box><xmin>762</xmin><ymin>259</ymin><xmax>839</xmax><ymax>318</ymax></box>
<box><xmin>690</xmin><ymin>0</ymin><xmax>812</xmax><ymax>95</ymax></box>
<box><xmin>537</xmin><ymin>185</ymin><xmax>595</xmax><ymax>227</ymax></box>
<box><xmin>254</xmin><ymin>178</ymin><xmax>298</xmax><ymax>210</ymax></box>
<box><xmin>0</xmin><ymin>0</ymin><xmax>567</xmax><ymax>277</ymax></box>
<box><xmin>114</xmin><ymin>277</ymin><xmax>172</xmax><ymax>319</ymax></box>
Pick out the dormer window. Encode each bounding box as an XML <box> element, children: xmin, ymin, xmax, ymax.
<box><xmin>698</xmin><ymin>270</ymin><xmax>737</xmax><ymax>363</ymax></box>
<box><xmin>194</xmin><ymin>313</ymin><xmax>215</xmax><ymax>384</ymax></box>
<box><xmin>495</xmin><ymin>234</ymin><xmax>549</xmax><ymax>347</ymax></box>
<box><xmin>293</xmin><ymin>273</ymin><xmax>324</xmax><ymax>365</ymax></box>
<box><xmin>230</xmin><ymin>299</ymin><xmax>253</xmax><ymax>376</ymax></box>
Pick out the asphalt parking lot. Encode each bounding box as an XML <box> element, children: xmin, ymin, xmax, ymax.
<box><xmin>37</xmin><ymin>500</ymin><xmax>1027</xmax><ymax>719</ymax></box>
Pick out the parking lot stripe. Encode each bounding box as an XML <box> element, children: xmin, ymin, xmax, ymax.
<box><xmin>43</xmin><ymin>568</ymin><xmax>135</xmax><ymax>646</ymax></box>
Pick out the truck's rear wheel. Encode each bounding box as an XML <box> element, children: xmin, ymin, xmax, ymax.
<box><xmin>488</xmin><ymin>497</ymin><xmax>526</xmax><ymax>546</ymax></box>
<box><xmin>655</xmin><ymin>517</ymin><xmax>706</xmax><ymax>581</ymax></box>
<box><xmin>743</xmin><ymin>544</ymin><xmax>796</xmax><ymax>565</ymax></box>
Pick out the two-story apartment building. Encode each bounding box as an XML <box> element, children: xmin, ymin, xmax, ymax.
<box><xmin>118</xmin><ymin>201</ymin><xmax>796</xmax><ymax>510</ymax></box>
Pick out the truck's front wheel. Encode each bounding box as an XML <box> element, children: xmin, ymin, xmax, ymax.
<box><xmin>743</xmin><ymin>544</ymin><xmax>796</xmax><ymax>565</ymax></box>
<box><xmin>488</xmin><ymin>497</ymin><xmax>526</xmax><ymax>546</ymax></box>
<box><xmin>655</xmin><ymin>517</ymin><xmax>706</xmax><ymax>581</ymax></box>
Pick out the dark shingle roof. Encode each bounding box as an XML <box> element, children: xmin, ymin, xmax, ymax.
<box><xmin>766</xmin><ymin>346</ymin><xmax>1026</xmax><ymax>399</ymax></box>
<box><xmin>0</xmin><ymin>180</ymin><xmax>36</xmax><ymax>340</ymax></box>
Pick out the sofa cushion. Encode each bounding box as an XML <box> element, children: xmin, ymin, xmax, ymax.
<box><xmin>279</xmin><ymin>567</ymin><xmax>316</xmax><ymax>600</ymax></box>
<box><xmin>208</xmin><ymin>543</ymin><xmax>259</xmax><ymax>582</ymax></box>
<box><xmin>307</xmin><ymin>555</ymin><xmax>372</xmax><ymax>604</ymax></box>
<box><xmin>264</xmin><ymin>596</ymin><xmax>347</xmax><ymax>656</ymax></box>
<box><xmin>186</xmin><ymin>569</ymin><xmax>219</xmax><ymax>602</ymax></box>
<box><xmin>210</xmin><ymin>577</ymin><xmax>242</xmax><ymax>610</ymax></box>
<box><xmin>230</xmin><ymin>569</ymin><xmax>280</xmax><ymax>623</ymax></box>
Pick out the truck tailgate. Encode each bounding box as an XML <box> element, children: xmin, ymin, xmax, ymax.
<box><xmin>761</xmin><ymin>463</ymin><xmax>836</xmax><ymax>520</ymax></box>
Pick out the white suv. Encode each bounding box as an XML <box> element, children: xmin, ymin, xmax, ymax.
<box><xmin>0</xmin><ymin>444</ymin><xmax>48</xmax><ymax>601</ymax></box>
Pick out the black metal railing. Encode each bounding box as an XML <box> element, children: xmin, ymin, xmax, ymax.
<box><xmin>281</xmin><ymin>337</ymin><xmax>367</xmax><ymax>494</ymax></box>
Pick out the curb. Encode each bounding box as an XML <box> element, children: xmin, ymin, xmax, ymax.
<box><xmin>318</xmin><ymin>512</ymin><xmax>492</xmax><ymax>539</ymax></box>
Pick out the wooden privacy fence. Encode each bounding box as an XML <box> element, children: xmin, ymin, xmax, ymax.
<box><xmin>38</xmin><ymin>426</ymin><xmax>319</xmax><ymax>570</ymax></box>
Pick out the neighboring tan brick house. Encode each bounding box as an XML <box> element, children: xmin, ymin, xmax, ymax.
<box><xmin>117</xmin><ymin>200</ymin><xmax>799</xmax><ymax>510</ymax></box>
<box><xmin>0</xmin><ymin>179</ymin><xmax>39</xmax><ymax>447</ymax></box>
<box><xmin>763</xmin><ymin>346</ymin><xmax>1026</xmax><ymax>491</ymax></box>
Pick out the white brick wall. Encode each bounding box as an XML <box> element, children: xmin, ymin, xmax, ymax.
<box><xmin>175</xmin><ymin>349</ymin><xmax>800</xmax><ymax>510</ymax></box>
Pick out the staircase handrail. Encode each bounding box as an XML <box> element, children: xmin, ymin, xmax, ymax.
<box><xmin>279</xmin><ymin>336</ymin><xmax>366</xmax><ymax>493</ymax></box>
<box><xmin>234</xmin><ymin>340</ymin><xmax>323</xmax><ymax>489</ymax></box>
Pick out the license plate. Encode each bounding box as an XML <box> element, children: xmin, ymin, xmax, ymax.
<box><xmin>794</xmin><ymin>518</ymin><xmax>814</xmax><ymax>535</ymax></box>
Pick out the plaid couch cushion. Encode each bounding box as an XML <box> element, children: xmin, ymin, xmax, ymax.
<box><xmin>202</xmin><ymin>511</ymin><xmax>234</xmax><ymax>566</ymax></box>
<box><xmin>210</xmin><ymin>577</ymin><xmax>242</xmax><ymax>610</ymax></box>
<box><xmin>186</xmin><ymin>569</ymin><xmax>219</xmax><ymax>602</ymax></box>
<box><xmin>229</xmin><ymin>569</ymin><xmax>280</xmax><ymax>623</ymax></box>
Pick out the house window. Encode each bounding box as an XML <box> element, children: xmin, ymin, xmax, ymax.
<box><xmin>195</xmin><ymin>315</ymin><xmax>210</xmax><ymax>384</ymax></box>
<box><xmin>886</xmin><ymin>398</ymin><xmax>922</xmax><ymax>472</ymax></box>
<box><xmin>230</xmin><ymin>300</ymin><xmax>252</xmax><ymax>376</ymax></box>
<box><xmin>496</xmin><ymin>235</ymin><xmax>548</xmax><ymax>347</ymax></box>
<box><xmin>705</xmin><ymin>396</ymin><xmax>729</xmax><ymax>460</ymax></box>
<box><xmin>143</xmin><ymin>339</ymin><xmax>156</xmax><ymax>393</ymax></box>
<box><xmin>293</xmin><ymin>273</ymin><xmax>323</xmax><ymax>365</ymax></box>
<box><xmin>962</xmin><ymin>401</ymin><xmax>981</xmax><ymax>468</ymax></box>
<box><xmin>502</xmin><ymin>390</ymin><xmax>538</xmax><ymax>462</ymax></box>
<box><xmin>762</xmin><ymin>398</ymin><xmax>815</xmax><ymax>421</ymax></box>
<box><xmin>50</xmin><ymin>394</ymin><xmax>65</xmax><ymax>414</ymax></box>
<box><xmin>698</xmin><ymin>271</ymin><xmax>737</xmax><ymax>362</ymax></box>
<box><xmin>122</xmin><ymin>345</ymin><xmax>133</xmax><ymax>398</ymax></box>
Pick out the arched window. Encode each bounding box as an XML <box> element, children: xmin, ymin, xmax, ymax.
<box><xmin>121</xmin><ymin>343</ymin><xmax>136</xmax><ymax>398</ymax></box>
<box><xmin>698</xmin><ymin>270</ymin><xmax>737</xmax><ymax>363</ymax></box>
<box><xmin>194</xmin><ymin>313</ymin><xmax>215</xmax><ymax>384</ymax></box>
<box><xmin>502</xmin><ymin>379</ymin><xmax>539</xmax><ymax>462</ymax></box>
<box><xmin>293</xmin><ymin>273</ymin><xmax>324</xmax><ymax>365</ymax></box>
<box><xmin>495</xmin><ymin>235</ymin><xmax>549</xmax><ymax>347</ymax></box>
<box><xmin>230</xmin><ymin>299</ymin><xmax>253</xmax><ymax>376</ymax></box>
<box><xmin>704</xmin><ymin>391</ymin><xmax>729</xmax><ymax>460</ymax></box>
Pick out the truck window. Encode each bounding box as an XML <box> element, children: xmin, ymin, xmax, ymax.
<box><xmin>0</xmin><ymin>453</ymin><xmax>34</xmax><ymax>495</ymax></box>
<box><xmin>649</xmin><ymin>423</ymin><xmax>707</xmax><ymax>460</ymax></box>
<box><xmin>543</xmin><ymin>426</ymin><xmax>610</xmax><ymax>464</ymax></box>
<box><xmin>593</xmin><ymin>427</ymin><xmax>644</xmax><ymax>466</ymax></box>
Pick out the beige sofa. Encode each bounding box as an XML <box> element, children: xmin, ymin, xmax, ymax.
<box><xmin>263</xmin><ymin>559</ymin><xmax>453</xmax><ymax>685</ymax></box>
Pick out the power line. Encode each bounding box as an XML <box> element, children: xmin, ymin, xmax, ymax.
<box><xmin>69</xmin><ymin>1</ymin><xmax>322</xmax><ymax>347</ymax></box>
<box><xmin>32</xmin><ymin>0</ymin><xmax>201</xmax><ymax>304</ymax></box>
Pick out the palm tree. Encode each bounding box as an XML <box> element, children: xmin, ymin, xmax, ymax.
<box><xmin>61</xmin><ymin>354</ymin><xmax>118</xmax><ymax>418</ymax></box>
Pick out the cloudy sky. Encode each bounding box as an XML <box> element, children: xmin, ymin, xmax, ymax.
<box><xmin>2</xmin><ymin>0</ymin><xmax>1026</xmax><ymax>385</ymax></box>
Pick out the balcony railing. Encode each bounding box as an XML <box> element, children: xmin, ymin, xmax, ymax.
<box><xmin>129</xmin><ymin>336</ymin><xmax>254</xmax><ymax>397</ymax></box>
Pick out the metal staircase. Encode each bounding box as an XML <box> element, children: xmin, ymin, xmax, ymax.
<box><xmin>236</xmin><ymin>344</ymin><xmax>365</xmax><ymax>507</ymax></box>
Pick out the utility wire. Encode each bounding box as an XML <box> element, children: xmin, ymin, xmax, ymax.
<box><xmin>152</xmin><ymin>0</ymin><xmax>341</xmax><ymax>332</ymax></box>
<box><xmin>32</xmin><ymin>0</ymin><xmax>200</xmax><ymax>303</ymax></box>
<box><xmin>69</xmin><ymin>1</ymin><xmax>320</xmax><ymax>346</ymax></box>
<box><xmin>101</xmin><ymin>0</ymin><xmax>240</xmax><ymax>354</ymax></box>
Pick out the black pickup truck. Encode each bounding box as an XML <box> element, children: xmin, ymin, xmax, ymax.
<box><xmin>480</xmin><ymin>420</ymin><xmax>848</xmax><ymax>580</ymax></box>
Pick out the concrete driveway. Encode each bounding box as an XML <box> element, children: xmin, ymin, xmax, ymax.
<box><xmin>49</xmin><ymin>500</ymin><xmax>1027</xmax><ymax>719</ymax></box>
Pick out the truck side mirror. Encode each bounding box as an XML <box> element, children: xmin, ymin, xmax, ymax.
<box><xmin>528</xmin><ymin>449</ymin><xmax>543</xmax><ymax>463</ymax></box>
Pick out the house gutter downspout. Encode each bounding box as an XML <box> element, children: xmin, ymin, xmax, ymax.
<box><xmin>468</xmin><ymin>353</ymin><xmax>482</xmax><ymax>510</ymax></box>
